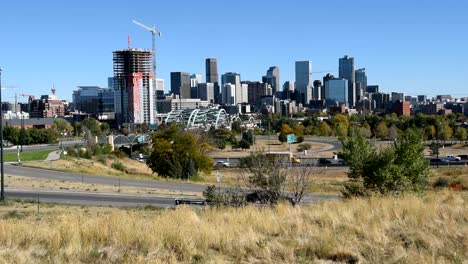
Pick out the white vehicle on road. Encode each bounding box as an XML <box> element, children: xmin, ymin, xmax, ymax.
<box><xmin>445</xmin><ymin>155</ymin><xmax>461</xmax><ymax>161</ymax></box>
<box><xmin>215</xmin><ymin>161</ymin><xmax>230</xmax><ymax>167</ymax></box>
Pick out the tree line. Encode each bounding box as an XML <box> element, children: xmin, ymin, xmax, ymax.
<box><xmin>255</xmin><ymin>112</ymin><xmax>468</xmax><ymax>141</ymax></box>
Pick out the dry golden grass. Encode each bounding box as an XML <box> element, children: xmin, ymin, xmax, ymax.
<box><xmin>0</xmin><ymin>191</ymin><xmax>466</xmax><ymax>263</ymax></box>
<box><xmin>430</xmin><ymin>167</ymin><xmax>468</xmax><ymax>189</ymax></box>
<box><xmin>208</xmin><ymin>140</ymin><xmax>335</xmax><ymax>159</ymax></box>
<box><xmin>24</xmin><ymin>156</ymin><xmax>157</xmax><ymax>181</ymax></box>
<box><xmin>206</xmin><ymin>167</ymin><xmax>348</xmax><ymax>194</ymax></box>
<box><xmin>5</xmin><ymin>175</ymin><xmax>201</xmax><ymax>198</ymax></box>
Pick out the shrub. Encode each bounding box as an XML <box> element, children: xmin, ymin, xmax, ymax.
<box><xmin>111</xmin><ymin>162</ymin><xmax>127</xmax><ymax>172</ymax></box>
<box><xmin>433</xmin><ymin>177</ymin><xmax>450</xmax><ymax>189</ymax></box>
<box><xmin>96</xmin><ymin>155</ymin><xmax>107</xmax><ymax>165</ymax></box>
<box><xmin>113</xmin><ymin>149</ymin><xmax>127</xmax><ymax>158</ymax></box>
<box><xmin>340</xmin><ymin>131</ymin><xmax>429</xmax><ymax>196</ymax></box>
<box><xmin>296</xmin><ymin>135</ymin><xmax>304</xmax><ymax>143</ymax></box>
<box><xmin>297</xmin><ymin>143</ymin><xmax>312</xmax><ymax>152</ymax></box>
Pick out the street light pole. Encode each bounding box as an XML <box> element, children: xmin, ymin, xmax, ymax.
<box><xmin>0</xmin><ymin>67</ymin><xmax>5</xmax><ymax>200</ymax></box>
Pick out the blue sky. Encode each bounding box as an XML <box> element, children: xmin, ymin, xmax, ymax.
<box><xmin>1</xmin><ymin>0</ymin><xmax>467</xmax><ymax>102</ymax></box>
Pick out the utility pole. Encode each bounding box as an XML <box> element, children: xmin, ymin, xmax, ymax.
<box><xmin>0</xmin><ymin>67</ymin><xmax>5</xmax><ymax>200</ymax></box>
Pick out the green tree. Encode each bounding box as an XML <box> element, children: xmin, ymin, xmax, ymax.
<box><xmin>341</xmin><ymin>131</ymin><xmax>429</xmax><ymax>196</ymax></box>
<box><xmin>3</xmin><ymin>126</ymin><xmax>20</xmax><ymax>145</ymax></box>
<box><xmin>375</xmin><ymin>121</ymin><xmax>389</xmax><ymax>140</ymax></box>
<box><xmin>439</xmin><ymin>123</ymin><xmax>453</xmax><ymax>140</ymax></box>
<box><xmin>333</xmin><ymin>114</ymin><xmax>349</xmax><ymax>139</ymax></box>
<box><xmin>147</xmin><ymin>125</ymin><xmax>213</xmax><ymax>179</ymax></box>
<box><xmin>100</xmin><ymin>122</ymin><xmax>110</xmax><ymax>135</ymax></box>
<box><xmin>239</xmin><ymin>139</ymin><xmax>251</xmax><ymax>150</ymax></box>
<box><xmin>358</xmin><ymin>126</ymin><xmax>372</xmax><ymax>139</ymax></box>
<box><xmin>52</xmin><ymin>118</ymin><xmax>73</xmax><ymax>134</ymax></box>
<box><xmin>318</xmin><ymin>122</ymin><xmax>332</xmax><ymax>136</ymax></box>
<box><xmin>455</xmin><ymin>127</ymin><xmax>467</xmax><ymax>142</ymax></box>
<box><xmin>424</xmin><ymin>125</ymin><xmax>436</xmax><ymax>140</ymax></box>
<box><xmin>278</xmin><ymin>133</ymin><xmax>287</xmax><ymax>144</ymax></box>
<box><xmin>241</xmin><ymin>130</ymin><xmax>255</xmax><ymax>145</ymax></box>
<box><xmin>81</xmin><ymin>118</ymin><xmax>101</xmax><ymax>137</ymax></box>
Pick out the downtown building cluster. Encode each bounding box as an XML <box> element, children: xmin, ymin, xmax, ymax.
<box><xmin>6</xmin><ymin>46</ymin><xmax>468</xmax><ymax>129</ymax></box>
<box><xmin>68</xmin><ymin>51</ymin><xmax>468</xmax><ymax>128</ymax></box>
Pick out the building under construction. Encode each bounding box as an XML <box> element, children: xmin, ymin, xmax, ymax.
<box><xmin>112</xmin><ymin>48</ymin><xmax>155</xmax><ymax>125</ymax></box>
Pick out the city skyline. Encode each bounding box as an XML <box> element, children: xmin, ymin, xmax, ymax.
<box><xmin>1</xmin><ymin>0</ymin><xmax>467</xmax><ymax>102</ymax></box>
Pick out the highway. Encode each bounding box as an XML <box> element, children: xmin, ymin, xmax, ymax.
<box><xmin>4</xmin><ymin>140</ymin><xmax>84</xmax><ymax>153</ymax></box>
<box><xmin>4</xmin><ymin>164</ymin><xmax>339</xmax><ymax>207</ymax></box>
<box><xmin>5</xmin><ymin>163</ymin><xmax>207</xmax><ymax>193</ymax></box>
<box><xmin>6</xmin><ymin>189</ymin><xmax>176</xmax><ymax>207</ymax></box>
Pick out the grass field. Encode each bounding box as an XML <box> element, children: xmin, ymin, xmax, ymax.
<box><xmin>4</xmin><ymin>150</ymin><xmax>52</xmax><ymax>162</ymax></box>
<box><xmin>0</xmin><ymin>191</ymin><xmax>466</xmax><ymax>263</ymax></box>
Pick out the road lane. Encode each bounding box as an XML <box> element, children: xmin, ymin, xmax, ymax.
<box><xmin>5</xmin><ymin>163</ymin><xmax>207</xmax><ymax>193</ymax></box>
<box><xmin>6</xmin><ymin>189</ymin><xmax>176</xmax><ymax>207</ymax></box>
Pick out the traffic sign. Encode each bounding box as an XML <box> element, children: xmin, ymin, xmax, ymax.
<box><xmin>287</xmin><ymin>134</ymin><xmax>295</xmax><ymax>144</ymax></box>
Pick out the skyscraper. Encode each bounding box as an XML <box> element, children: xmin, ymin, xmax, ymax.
<box><xmin>262</xmin><ymin>66</ymin><xmax>280</xmax><ymax>95</ymax></box>
<box><xmin>313</xmin><ymin>80</ymin><xmax>322</xmax><ymax>100</ymax></box>
<box><xmin>295</xmin><ymin>61</ymin><xmax>313</xmax><ymax>105</ymax></box>
<box><xmin>222</xmin><ymin>72</ymin><xmax>242</xmax><ymax>104</ymax></box>
<box><xmin>222</xmin><ymin>83</ymin><xmax>236</xmax><ymax>105</ymax></box>
<box><xmin>283</xmin><ymin>81</ymin><xmax>295</xmax><ymax>99</ymax></box>
<box><xmin>197</xmin><ymin>83</ymin><xmax>215</xmax><ymax>103</ymax></box>
<box><xmin>339</xmin><ymin>55</ymin><xmax>356</xmax><ymax>107</ymax></box>
<box><xmin>205</xmin><ymin>58</ymin><xmax>219</xmax><ymax>102</ymax></box>
<box><xmin>322</xmin><ymin>73</ymin><xmax>335</xmax><ymax>100</ymax></box>
<box><xmin>190</xmin><ymin>74</ymin><xmax>203</xmax><ymax>98</ymax></box>
<box><xmin>171</xmin><ymin>72</ymin><xmax>191</xmax><ymax>99</ymax></box>
<box><xmin>355</xmin><ymin>68</ymin><xmax>367</xmax><ymax>100</ymax></box>
<box><xmin>325</xmin><ymin>79</ymin><xmax>348</xmax><ymax>105</ymax></box>
<box><xmin>113</xmin><ymin>48</ymin><xmax>155</xmax><ymax>125</ymax></box>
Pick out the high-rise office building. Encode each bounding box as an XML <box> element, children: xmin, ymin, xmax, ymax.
<box><xmin>113</xmin><ymin>48</ymin><xmax>155</xmax><ymax>125</ymax></box>
<box><xmin>222</xmin><ymin>72</ymin><xmax>242</xmax><ymax>104</ymax></box>
<box><xmin>339</xmin><ymin>55</ymin><xmax>356</xmax><ymax>107</ymax></box>
<box><xmin>283</xmin><ymin>81</ymin><xmax>295</xmax><ymax>99</ymax></box>
<box><xmin>171</xmin><ymin>72</ymin><xmax>191</xmax><ymax>99</ymax></box>
<box><xmin>72</xmin><ymin>86</ymin><xmax>115</xmax><ymax>116</ymax></box>
<box><xmin>222</xmin><ymin>83</ymin><xmax>236</xmax><ymax>105</ymax></box>
<box><xmin>197</xmin><ymin>83</ymin><xmax>215</xmax><ymax>103</ymax></box>
<box><xmin>417</xmin><ymin>95</ymin><xmax>427</xmax><ymax>102</ymax></box>
<box><xmin>262</xmin><ymin>66</ymin><xmax>280</xmax><ymax>95</ymax></box>
<box><xmin>366</xmin><ymin>85</ymin><xmax>379</xmax><ymax>94</ymax></box>
<box><xmin>156</xmin><ymin>78</ymin><xmax>165</xmax><ymax>98</ymax></box>
<box><xmin>243</xmin><ymin>81</ymin><xmax>270</xmax><ymax>106</ymax></box>
<box><xmin>190</xmin><ymin>74</ymin><xmax>203</xmax><ymax>98</ymax></box>
<box><xmin>355</xmin><ymin>68</ymin><xmax>367</xmax><ymax>100</ymax></box>
<box><xmin>391</xmin><ymin>92</ymin><xmax>405</xmax><ymax>102</ymax></box>
<box><xmin>313</xmin><ymin>80</ymin><xmax>322</xmax><ymax>100</ymax></box>
<box><xmin>295</xmin><ymin>61</ymin><xmax>313</xmax><ymax>105</ymax></box>
<box><xmin>205</xmin><ymin>58</ymin><xmax>220</xmax><ymax>102</ymax></box>
<box><xmin>322</xmin><ymin>73</ymin><xmax>335</xmax><ymax>100</ymax></box>
<box><xmin>325</xmin><ymin>79</ymin><xmax>348</xmax><ymax>105</ymax></box>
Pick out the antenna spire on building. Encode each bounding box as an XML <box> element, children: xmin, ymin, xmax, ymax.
<box><xmin>52</xmin><ymin>84</ymin><xmax>56</xmax><ymax>95</ymax></box>
<box><xmin>128</xmin><ymin>35</ymin><xmax>131</xmax><ymax>48</ymax></box>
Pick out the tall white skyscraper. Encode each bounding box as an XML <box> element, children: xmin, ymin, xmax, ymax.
<box><xmin>295</xmin><ymin>61</ymin><xmax>313</xmax><ymax>104</ymax></box>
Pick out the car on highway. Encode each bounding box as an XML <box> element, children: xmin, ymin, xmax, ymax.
<box><xmin>445</xmin><ymin>155</ymin><xmax>461</xmax><ymax>162</ymax></box>
<box><xmin>215</xmin><ymin>161</ymin><xmax>230</xmax><ymax>167</ymax></box>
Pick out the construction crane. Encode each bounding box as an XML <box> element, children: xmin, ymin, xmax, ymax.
<box><xmin>0</xmin><ymin>85</ymin><xmax>17</xmax><ymax>89</ymax></box>
<box><xmin>19</xmin><ymin>93</ymin><xmax>35</xmax><ymax>101</ymax></box>
<box><xmin>132</xmin><ymin>19</ymin><xmax>161</xmax><ymax>124</ymax></box>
